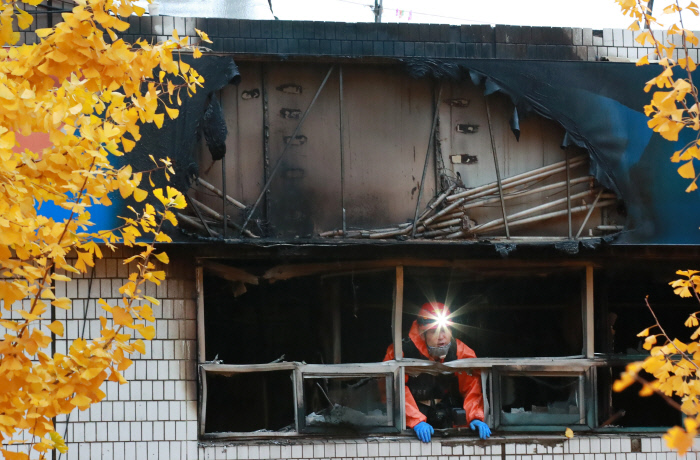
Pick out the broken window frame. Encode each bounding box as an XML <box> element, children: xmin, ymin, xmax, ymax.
<box><xmin>196</xmin><ymin>258</ymin><xmax>667</xmax><ymax>438</ymax></box>
<box><xmin>295</xmin><ymin>363</ymin><xmax>404</xmax><ymax>434</ymax></box>
<box><xmin>199</xmin><ymin>362</ymin><xmax>403</xmax><ymax>439</ymax></box>
<box><xmin>199</xmin><ymin>362</ymin><xmax>299</xmax><ymax>439</ymax></box>
<box><xmin>490</xmin><ymin>366</ymin><xmax>595</xmax><ymax>431</ymax></box>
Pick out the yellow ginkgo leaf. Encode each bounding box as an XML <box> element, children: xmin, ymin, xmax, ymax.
<box><xmin>46</xmin><ymin>320</ymin><xmax>64</xmax><ymax>337</ymax></box>
<box><xmin>70</xmin><ymin>394</ymin><xmax>92</xmax><ymax>408</ymax></box>
<box><xmin>133</xmin><ymin>188</ymin><xmax>148</xmax><ymax>203</ymax></box>
<box><xmin>164</xmin><ymin>106</ymin><xmax>179</xmax><ymax>120</ymax></box>
<box><xmin>195</xmin><ymin>28</ymin><xmax>213</xmax><ymax>43</ymax></box>
<box><xmin>678</xmin><ymin>160</ymin><xmax>696</xmax><ymax>179</ymax></box>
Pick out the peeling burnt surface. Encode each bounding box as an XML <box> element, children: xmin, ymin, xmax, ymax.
<box><xmin>279</xmin><ymin>108</ymin><xmax>302</xmax><ymax>119</ymax></box>
<box><xmin>201</xmin><ymin>95</ymin><xmax>227</xmax><ymax>161</ymax></box>
<box><xmin>276</xmin><ymin>83</ymin><xmax>303</xmax><ymax>94</ymax></box>
<box><xmin>123</xmin><ymin>55</ymin><xmax>240</xmax><ymax>223</ymax></box>
<box><xmin>157</xmin><ymin>57</ymin><xmax>696</xmax><ymax>246</ymax></box>
<box><xmin>241</xmin><ymin>88</ymin><xmax>260</xmax><ymax>99</ymax></box>
<box><xmin>401</xmin><ymin>58</ymin><xmax>700</xmax><ymax>244</ymax></box>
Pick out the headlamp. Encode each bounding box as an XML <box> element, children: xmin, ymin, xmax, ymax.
<box><xmin>417</xmin><ymin>307</ymin><xmax>453</xmax><ymax>330</ymax></box>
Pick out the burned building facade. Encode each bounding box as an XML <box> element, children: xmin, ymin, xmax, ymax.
<box><xmin>28</xmin><ymin>13</ymin><xmax>700</xmax><ymax>460</ymax></box>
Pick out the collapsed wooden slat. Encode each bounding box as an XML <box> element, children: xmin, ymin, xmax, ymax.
<box><xmin>315</xmin><ymin>155</ymin><xmax>608</xmax><ymax>241</ymax></box>
<box><xmin>196</xmin><ymin>178</ymin><xmax>247</xmax><ymax>210</ymax></box>
<box><xmin>369</xmin><ymin>227</ymin><xmax>411</xmax><ymax>239</ymax></box>
<box><xmin>576</xmin><ymin>189</ymin><xmax>605</xmax><ymax>239</ymax></box>
<box><xmin>178</xmin><ymin>213</ymin><xmax>221</xmax><ymax>237</ymax></box>
<box><xmin>470</xmin><ymin>189</ymin><xmax>607</xmax><ymax>234</ymax></box>
<box><xmin>470</xmin><ymin>199</ymin><xmax>616</xmax><ymax>235</ymax></box>
<box><xmin>461</xmin><ymin>176</ymin><xmax>593</xmax><ymax>211</ymax></box>
<box><xmin>423</xmin><ymin>197</ymin><xmax>466</xmax><ymax>225</ymax></box>
<box><xmin>418</xmin><ymin>184</ymin><xmax>456</xmax><ymax>222</ymax></box>
<box><xmin>420</xmin><ymin>226</ymin><xmax>462</xmax><ymax>238</ymax></box>
<box><xmin>189</xmin><ymin>196</ymin><xmax>259</xmax><ymax>238</ymax></box>
<box><xmin>446</xmin><ymin>155</ymin><xmax>587</xmax><ymax>202</ymax></box>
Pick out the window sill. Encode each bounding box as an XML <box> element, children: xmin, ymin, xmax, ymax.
<box><xmin>199</xmin><ymin>429</ymin><xmax>670</xmax><ymax>446</ymax></box>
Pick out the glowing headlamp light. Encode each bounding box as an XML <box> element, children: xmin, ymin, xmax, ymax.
<box><xmin>434</xmin><ymin>312</ymin><xmax>451</xmax><ymax>329</ymax></box>
<box><xmin>417</xmin><ymin>308</ymin><xmax>453</xmax><ymax>330</ymax></box>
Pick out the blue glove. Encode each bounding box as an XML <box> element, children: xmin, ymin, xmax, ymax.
<box><xmin>413</xmin><ymin>421</ymin><xmax>434</xmax><ymax>443</ymax></box>
<box><xmin>470</xmin><ymin>420</ymin><xmax>491</xmax><ymax>439</ymax></box>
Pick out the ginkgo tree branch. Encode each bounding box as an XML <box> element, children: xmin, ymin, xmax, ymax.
<box><xmin>0</xmin><ymin>0</ymin><xmax>207</xmax><ymax>456</ymax></box>
<box><xmin>18</xmin><ymin>158</ymin><xmax>97</xmax><ymax>339</ymax></box>
<box><xmin>645</xmin><ymin>296</ymin><xmax>700</xmax><ymax>371</ymax></box>
<box><xmin>633</xmin><ymin>373</ymin><xmax>684</xmax><ymax>411</ymax></box>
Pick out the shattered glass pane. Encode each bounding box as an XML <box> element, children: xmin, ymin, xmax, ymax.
<box><xmin>303</xmin><ymin>375</ymin><xmax>393</xmax><ymax>428</ymax></box>
<box><xmin>499</xmin><ymin>375</ymin><xmax>583</xmax><ymax>426</ymax></box>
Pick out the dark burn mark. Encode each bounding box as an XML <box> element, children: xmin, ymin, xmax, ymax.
<box><xmin>276</xmin><ymin>83</ymin><xmax>303</xmax><ymax>94</ymax></box>
<box><xmin>241</xmin><ymin>89</ymin><xmax>260</xmax><ymax>99</ymax></box>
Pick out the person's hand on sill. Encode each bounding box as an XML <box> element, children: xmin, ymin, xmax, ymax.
<box><xmin>470</xmin><ymin>419</ymin><xmax>491</xmax><ymax>439</ymax></box>
<box><xmin>413</xmin><ymin>421</ymin><xmax>434</xmax><ymax>442</ymax></box>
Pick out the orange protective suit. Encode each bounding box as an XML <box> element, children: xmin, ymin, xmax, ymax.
<box><xmin>383</xmin><ymin>320</ymin><xmax>485</xmax><ymax>429</ymax></box>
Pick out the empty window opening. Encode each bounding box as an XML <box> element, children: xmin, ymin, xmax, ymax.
<box><xmin>403</xmin><ymin>268</ymin><xmax>583</xmax><ymax>358</ymax></box>
<box><xmin>596</xmin><ymin>265</ymin><xmax>697</xmax><ymax>356</ymax></box>
<box><xmin>204</xmin><ymin>274</ymin><xmax>326</xmax><ymax>364</ymax></box>
<box><xmin>204</xmin><ymin>371</ymin><xmax>295</xmax><ymax>434</ymax></box>
<box><xmin>203</xmin><ymin>268</ymin><xmax>393</xmax><ymax>365</ymax></box>
<box><xmin>597</xmin><ymin>366</ymin><xmax>681</xmax><ymax>428</ymax></box>
<box><xmin>332</xmin><ymin>271</ymin><xmax>394</xmax><ymax>363</ymax></box>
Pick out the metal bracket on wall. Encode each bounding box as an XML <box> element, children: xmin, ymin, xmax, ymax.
<box><xmin>456</xmin><ymin>124</ymin><xmax>479</xmax><ymax>134</ymax></box>
<box><xmin>450</xmin><ymin>154</ymin><xmax>478</xmax><ymax>164</ymax></box>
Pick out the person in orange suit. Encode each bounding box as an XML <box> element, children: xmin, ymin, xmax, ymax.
<box><xmin>384</xmin><ymin>302</ymin><xmax>490</xmax><ymax>442</ymax></box>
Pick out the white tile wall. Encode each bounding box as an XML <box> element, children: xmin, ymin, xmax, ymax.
<box><xmin>50</xmin><ymin>248</ymin><xmax>197</xmax><ymax>459</ymax></box>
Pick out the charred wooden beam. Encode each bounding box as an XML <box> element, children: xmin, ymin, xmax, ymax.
<box><xmin>178</xmin><ymin>212</ymin><xmax>221</xmax><ymax>237</ymax></box>
<box><xmin>201</xmin><ymin>260</ymin><xmax>259</xmax><ymax>285</ymax></box>
<box><xmin>263</xmin><ymin>259</ymin><xmax>596</xmax><ymax>283</ymax></box>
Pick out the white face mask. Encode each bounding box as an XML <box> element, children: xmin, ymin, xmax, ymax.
<box><xmin>427</xmin><ymin>342</ymin><xmax>451</xmax><ymax>359</ymax></box>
